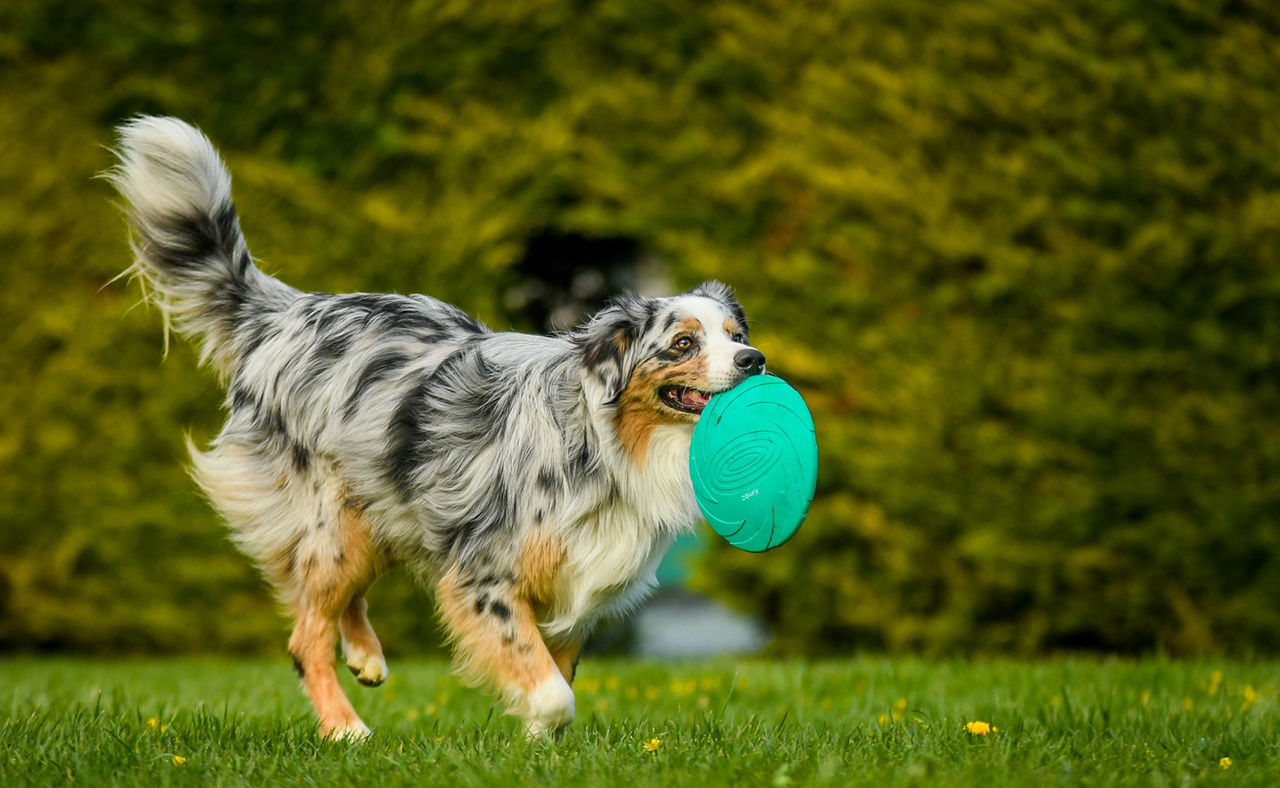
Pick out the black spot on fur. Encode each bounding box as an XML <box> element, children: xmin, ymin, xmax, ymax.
<box><xmin>238</xmin><ymin>318</ymin><xmax>270</xmax><ymax>360</ymax></box>
<box><xmin>460</xmin><ymin>572</ymin><xmax>502</xmax><ymax>590</ymax></box>
<box><xmin>604</xmin><ymin>479</ymin><xmax>621</xmax><ymax>507</ymax></box>
<box><xmin>291</xmin><ymin>653</ymin><xmax>305</xmax><ymax>679</ymax></box>
<box><xmin>475</xmin><ymin>595</ymin><xmax>488</xmax><ymax>615</ymax></box>
<box><xmin>230</xmin><ymin>383</ymin><xmax>254</xmax><ymax>412</ymax></box>
<box><xmin>489</xmin><ymin>601</ymin><xmax>512</xmax><ymax>621</ymax></box>
<box><xmin>502</xmin><ymin>631</ymin><xmax>515</xmax><ymax>645</ymax></box>
<box><xmin>441</xmin><ymin>303</ymin><xmax>487</xmax><ymax>335</ymax></box>
<box><xmin>570</xmin><ymin>437</ymin><xmax>597</xmax><ymax>481</ymax></box>
<box><xmin>262</xmin><ymin>406</ymin><xmax>287</xmax><ymax>438</ymax></box>
<box><xmin>343</xmin><ymin>351</ymin><xmax>411</xmax><ymax>422</ymax></box>
<box><xmin>536</xmin><ymin>467</ymin><xmax>560</xmax><ymax>493</ymax></box>
<box><xmin>313</xmin><ymin>330</ymin><xmax>354</xmax><ymax>362</ymax></box>
<box><xmin>641</xmin><ymin>300</ymin><xmax>661</xmax><ymax>336</ymax></box>
<box><xmin>291</xmin><ymin>441</ymin><xmax>311</xmax><ymax>472</ymax></box>
<box><xmin>385</xmin><ymin>376</ymin><xmax>436</xmax><ymax>500</ymax></box>
<box><xmin>337</xmin><ymin>293</ymin><xmax>468</xmax><ymax>339</ymax></box>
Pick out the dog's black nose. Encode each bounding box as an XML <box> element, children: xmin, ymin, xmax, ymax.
<box><xmin>734</xmin><ymin>348</ymin><xmax>766</xmax><ymax>375</ymax></box>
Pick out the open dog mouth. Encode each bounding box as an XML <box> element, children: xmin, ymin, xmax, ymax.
<box><xmin>659</xmin><ymin>385</ymin><xmax>713</xmax><ymax>415</ymax></box>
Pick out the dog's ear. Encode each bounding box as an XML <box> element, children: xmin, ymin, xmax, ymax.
<box><xmin>690</xmin><ymin>280</ymin><xmax>749</xmax><ymax>340</ymax></box>
<box><xmin>574</xmin><ymin>294</ymin><xmax>653</xmax><ymax>401</ymax></box>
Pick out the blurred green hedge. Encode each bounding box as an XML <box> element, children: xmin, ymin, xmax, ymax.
<box><xmin>1</xmin><ymin>0</ymin><xmax>1277</xmax><ymax>655</ymax></box>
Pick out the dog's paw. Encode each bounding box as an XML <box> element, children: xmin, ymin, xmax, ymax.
<box><xmin>522</xmin><ymin>675</ymin><xmax>575</xmax><ymax>740</ymax></box>
<box><xmin>346</xmin><ymin>654</ymin><xmax>389</xmax><ymax>687</ymax></box>
<box><xmin>323</xmin><ymin>720</ymin><xmax>373</xmax><ymax>742</ymax></box>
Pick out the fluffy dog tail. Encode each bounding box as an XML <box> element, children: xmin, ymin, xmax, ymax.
<box><xmin>107</xmin><ymin>115</ymin><xmax>296</xmax><ymax>377</ymax></box>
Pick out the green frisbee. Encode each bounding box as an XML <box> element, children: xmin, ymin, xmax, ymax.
<box><xmin>689</xmin><ymin>375</ymin><xmax>818</xmax><ymax>552</ymax></box>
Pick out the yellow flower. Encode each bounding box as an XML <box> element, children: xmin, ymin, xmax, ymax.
<box><xmin>965</xmin><ymin>721</ymin><xmax>997</xmax><ymax>736</ymax></box>
<box><xmin>171</xmin><ymin>756</ymin><xmax>187</xmax><ymax>766</ymax></box>
<box><xmin>643</xmin><ymin>738</ymin><xmax>662</xmax><ymax>752</ymax></box>
<box><xmin>1220</xmin><ymin>757</ymin><xmax>1232</xmax><ymax>770</ymax></box>
<box><xmin>1242</xmin><ymin>685</ymin><xmax>1258</xmax><ymax>711</ymax></box>
<box><xmin>147</xmin><ymin>718</ymin><xmax>159</xmax><ymax>729</ymax></box>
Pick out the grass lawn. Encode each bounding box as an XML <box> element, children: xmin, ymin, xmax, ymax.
<box><xmin>2</xmin><ymin>656</ymin><xmax>1276</xmax><ymax>786</ymax></box>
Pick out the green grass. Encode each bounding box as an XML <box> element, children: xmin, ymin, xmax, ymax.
<box><xmin>2</xmin><ymin>657</ymin><xmax>1276</xmax><ymax>786</ymax></box>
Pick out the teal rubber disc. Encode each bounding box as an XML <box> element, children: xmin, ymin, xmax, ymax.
<box><xmin>689</xmin><ymin>375</ymin><xmax>818</xmax><ymax>552</ymax></box>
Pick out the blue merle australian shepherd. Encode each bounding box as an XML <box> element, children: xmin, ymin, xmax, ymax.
<box><xmin>107</xmin><ymin>117</ymin><xmax>766</xmax><ymax>739</ymax></box>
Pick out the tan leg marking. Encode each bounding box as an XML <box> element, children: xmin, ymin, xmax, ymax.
<box><xmin>340</xmin><ymin>593</ymin><xmax>388</xmax><ymax>687</ymax></box>
<box><xmin>287</xmin><ymin>505</ymin><xmax>385</xmax><ymax>739</ymax></box>
<box><xmin>549</xmin><ymin>640</ymin><xmax>584</xmax><ymax>685</ymax></box>
<box><xmin>517</xmin><ymin>527</ymin><xmax>564</xmax><ymax>608</ymax></box>
<box><xmin>437</xmin><ymin>567</ymin><xmax>574</xmax><ymax>736</ymax></box>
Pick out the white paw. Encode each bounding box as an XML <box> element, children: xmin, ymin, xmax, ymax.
<box><xmin>325</xmin><ymin>721</ymin><xmax>373</xmax><ymax>742</ymax></box>
<box><xmin>522</xmin><ymin>674</ymin><xmax>575</xmax><ymax>739</ymax></box>
<box><xmin>344</xmin><ymin>642</ymin><xmax>389</xmax><ymax>687</ymax></box>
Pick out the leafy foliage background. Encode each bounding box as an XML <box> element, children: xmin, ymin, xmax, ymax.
<box><xmin>2</xmin><ymin>0</ymin><xmax>1278</xmax><ymax>655</ymax></box>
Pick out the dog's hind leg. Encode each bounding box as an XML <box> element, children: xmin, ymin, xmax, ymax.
<box><xmin>289</xmin><ymin>603</ymin><xmax>368</xmax><ymax>740</ymax></box>
<box><xmin>436</xmin><ymin>568</ymin><xmax>574</xmax><ymax>738</ymax></box>
<box><xmin>340</xmin><ymin>593</ymin><xmax>388</xmax><ymax>687</ymax></box>
<box><xmin>286</xmin><ymin>505</ymin><xmax>383</xmax><ymax>740</ymax></box>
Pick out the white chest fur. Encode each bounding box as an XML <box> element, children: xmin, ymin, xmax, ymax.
<box><xmin>540</xmin><ymin>424</ymin><xmax>700</xmax><ymax>641</ymax></box>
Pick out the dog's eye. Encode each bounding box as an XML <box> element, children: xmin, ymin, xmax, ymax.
<box><xmin>672</xmin><ymin>336</ymin><xmax>693</xmax><ymax>351</ymax></box>
<box><xmin>731</xmin><ymin>333</ymin><xmax>746</xmax><ymax>344</ymax></box>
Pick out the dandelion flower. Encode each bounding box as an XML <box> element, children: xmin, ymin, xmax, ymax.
<box><xmin>965</xmin><ymin>721</ymin><xmax>996</xmax><ymax>736</ymax></box>
<box><xmin>147</xmin><ymin>718</ymin><xmax>159</xmax><ymax>729</ymax></box>
<box><xmin>171</xmin><ymin>756</ymin><xmax>187</xmax><ymax>766</ymax></box>
<box><xmin>643</xmin><ymin>738</ymin><xmax>662</xmax><ymax>752</ymax></box>
<box><xmin>1220</xmin><ymin>757</ymin><xmax>1232</xmax><ymax>770</ymax></box>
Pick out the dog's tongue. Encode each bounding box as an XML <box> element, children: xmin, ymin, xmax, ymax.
<box><xmin>682</xmin><ymin>388</ymin><xmax>711</xmax><ymax>410</ymax></box>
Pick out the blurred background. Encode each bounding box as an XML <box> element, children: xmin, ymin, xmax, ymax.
<box><xmin>2</xmin><ymin>0</ymin><xmax>1278</xmax><ymax>659</ymax></box>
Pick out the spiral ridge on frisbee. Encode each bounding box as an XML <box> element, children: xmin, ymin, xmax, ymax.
<box><xmin>689</xmin><ymin>376</ymin><xmax>818</xmax><ymax>552</ymax></box>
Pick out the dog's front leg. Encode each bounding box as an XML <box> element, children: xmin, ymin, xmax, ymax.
<box><xmin>436</xmin><ymin>568</ymin><xmax>574</xmax><ymax>738</ymax></box>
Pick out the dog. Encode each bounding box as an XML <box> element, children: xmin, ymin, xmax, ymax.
<box><xmin>107</xmin><ymin>116</ymin><xmax>765</xmax><ymax>739</ymax></box>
